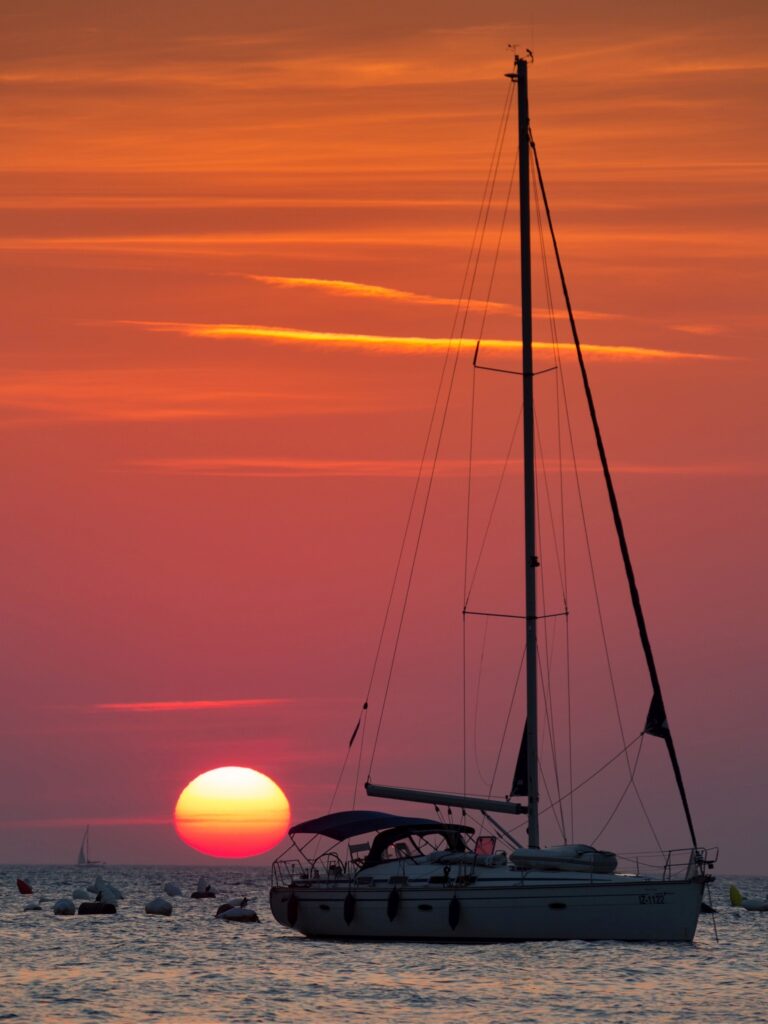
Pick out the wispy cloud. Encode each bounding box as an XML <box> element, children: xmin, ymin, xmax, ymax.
<box><xmin>126</xmin><ymin>320</ymin><xmax>722</xmax><ymax>362</ymax></box>
<box><xmin>0</xmin><ymin>229</ymin><xmax>460</xmax><ymax>255</ymax></box>
<box><xmin>92</xmin><ymin>698</ymin><xmax>293</xmax><ymax>713</ymax></box>
<box><xmin>131</xmin><ymin>457</ymin><xmax>766</xmax><ymax>479</ymax></box>
<box><xmin>246</xmin><ymin>273</ymin><xmax>509</xmax><ymax>311</ymax></box>
<box><xmin>245</xmin><ymin>274</ymin><xmax>622</xmax><ymax>321</ymax></box>
<box><xmin>1</xmin><ymin>226</ymin><xmax>762</xmax><ymax>259</ymax></box>
<box><xmin>132</xmin><ymin>457</ymin><xmax>508</xmax><ymax>478</ymax></box>
<box><xmin>1</xmin><ymin>816</ymin><xmax>169</xmax><ymax>829</ymax></box>
<box><xmin>0</xmin><ymin>369</ymin><xmax>373</xmax><ymax>424</ymax></box>
<box><xmin>670</xmin><ymin>324</ymin><xmax>723</xmax><ymax>336</ymax></box>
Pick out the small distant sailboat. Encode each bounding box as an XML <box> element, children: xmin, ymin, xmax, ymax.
<box><xmin>76</xmin><ymin>825</ymin><xmax>105</xmax><ymax>866</ymax></box>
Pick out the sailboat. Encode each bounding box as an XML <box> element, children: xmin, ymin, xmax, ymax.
<box><xmin>76</xmin><ymin>825</ymin><xmax>105</xmax><ymax>866</ymax></box>
<box><xmin>270</xmin><ymin>56</ymin><xmax>716</xmax><ymax>942</ymax></box>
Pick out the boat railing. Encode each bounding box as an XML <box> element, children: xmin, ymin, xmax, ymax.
<box><xmin>616</xmin><ymin>847</ymin><xmax>718</xmax><ymax>880</ymax></box>
<box><xmin>272</xmin><ymin>851</ymin><xmax>352</xmax><ymax>886</ymax></box>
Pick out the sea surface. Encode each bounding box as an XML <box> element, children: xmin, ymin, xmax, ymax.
<box><xmin>0</xmin><ymin>867</ymin><xmax>765</xmax><ymax>1023</ymax></box>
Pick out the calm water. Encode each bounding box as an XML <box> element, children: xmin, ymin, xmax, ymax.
<box><xmin>1</xmin><ymin>867</ymin><xmax>765</xmax><ymax>1023</ymax></box>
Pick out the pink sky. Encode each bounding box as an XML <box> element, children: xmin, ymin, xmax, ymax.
<box><xmin>0</xmin><ymin>0</ymin><xmax>766</xmax><ymax>871</ymax></box>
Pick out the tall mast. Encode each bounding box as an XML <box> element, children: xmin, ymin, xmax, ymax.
<box><xmin>516</xmin><ymin>56</ymin><xmax>540</xmax><ymax>848</ymax></box>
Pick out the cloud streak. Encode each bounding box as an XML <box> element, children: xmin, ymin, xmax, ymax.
<box><xmin>93</xmin><ymin>698</ymin><xmax>293</xmax><ymax>713</ymax></box>
<box><xmin>246</xmin><ymin>273</ymin><xmax>509</xmax><ymax>311</ymax></box>
<box><xmin>131</xmin><ymin>457</ymin><xmax>767</xmax><ymax>479</ymax></box>
<box><xmin>126</xmin><ymin>320</ymin><xmax>721</xmax><ymax>362</ymax></box>
<box><xmin>0</xmin><ymin>369</ymin><xmax>376</xmax><ymax>424</ymax></box>
<box><xmin>245</xmin><ymin>274</ymin><xmax>622</xmax><ymax>321</ymax></box>
<box><xmin>1</xmin><ymin>816</ymin><xmax>170</xmax><ymax>829</ymax></box>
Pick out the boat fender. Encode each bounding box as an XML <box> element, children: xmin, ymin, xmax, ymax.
<box><xmin>53</xmin><ymin>898</ymin><xmax>76</xmax><ymax>916</ymax></box>
<box><xmin>287</xmin><ymin>891</ymin><xmax>299</xmax><ymax>926</ymax></box>
<box><xmin>23</xmin><ymin>901</ymin><xmax>41</xmax><ymax>911</ymax></box>
<box><xmin>343</xmin><ymin>892</ymin><xmax>356</xmax><ymax>925</ymax></box>
<box><xmin>387</xmin><ymin>887</ymin><xmax>400</xmax><ymax>921</ymax></box>
<box><xmin>163</xmin><ymin>882</ymin><xmax>182</xmax><ymax>897</ymax></box>
<box><xmin>448</xmin><ymin>895</ymin><xmax>461</xmax><ymax>930</ymax></box>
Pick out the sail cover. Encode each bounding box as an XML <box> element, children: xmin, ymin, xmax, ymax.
<box><xmin>289</xmin><ymin>810</ymin><xmax>453</xmax><ymax>841</ymax></box>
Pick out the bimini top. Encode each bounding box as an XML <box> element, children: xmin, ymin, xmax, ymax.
<box><xmin>288</xmin><ymin>809</ymin><xmax>462</xmax><ymax>842</ymax></box>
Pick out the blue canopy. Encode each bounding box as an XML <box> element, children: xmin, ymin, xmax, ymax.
<box><xmin>289</xmin><ymin>810</ymin><xmax>458</xmax><ymax>842</ymax></box>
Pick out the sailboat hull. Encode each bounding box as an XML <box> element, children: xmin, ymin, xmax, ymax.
<box><xmin>270</xmin><ymin>875</ymin><xmax>705</xmax><ymax>942</ymax></box>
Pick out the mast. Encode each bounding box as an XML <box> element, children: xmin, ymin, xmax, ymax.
<box><xmin>515</xmin><ymin>56</ymin><xmax>540</xmax><ymax>849</ymax></box>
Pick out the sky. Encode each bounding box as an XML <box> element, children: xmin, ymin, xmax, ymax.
<box><xmin>1</xmin><ymin>0</ymin><xmax>766</xmax><ymax>872</ymax></box>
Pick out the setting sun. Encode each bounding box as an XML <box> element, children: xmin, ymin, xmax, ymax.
<box><xmin>174</xmin><ymin>766</ymin><xmax>290</xmax><ymax>858</ymax></box>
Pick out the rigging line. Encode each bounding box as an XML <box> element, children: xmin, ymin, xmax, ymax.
<box><xmin>471</xmin><ymin>615</ymin><xmax>492</xmax><ymax>787</ymax></box>
<box><xmin>488</xmin><ymin>643</ymin><xmax>526</xmax><ymax>795</ymax></box>
<box><xmin>590</xmin><ymin>734</ymin><xmax>646</xmax><ymax>846</ymax></box>
<box><xmin>359</xmin><ymin>80</ymin><xmax>516</xmax><ymax>786</ymax></box>
<box><xmin>531</xmin><ymin>171</ymin><xmax>567</xmax><ymax>606</ymax></box>
<box><xmin>532</xmin><ymin>427</ymin><xmax>566</xmax><ymax>838</ymax></box>
<box><xmin>462</xmin><ymin>358</ymin><xmax>477</xmax><ymax>798</ymax></box>
<box><xmin>528</xmin><ymin>215</ymin><xmax>630</xmax><ymax>783</ymax></box>
<box><xmin>351</xmin><ymin>708</ymin><xmax>369</xmax><ymax>811</ymax></box>
<box><xmin>530</xmin><ymin>131</ymin><xmax>698</xmax><ymax>850</ymax></box>
<box><xmin>472</xmin><ymin>148</ymin><xmax>519</xmax><ymax>363</ymax></box>
<box><xmin>533</xmin><ymin>161</ymin><xmax>573</xmax><ymax>840</ymax></box>
<box><xmin>541</xmin><ymin>272</ymin><xmax>643</xmax><ymax>832</ymax></box>
<box><xmin>506</xmin><ymin>734</ymin><xmax>644</xmax><ymax>835</ymax></box>
<box><xmin>535</xmin><ymin>749</ymin><xmax>566</xmax><ymax>844</ymax></box>
<box><xmin>458</xmin><ymin>83</ymin><xmax>516</xmax><ymax>346</ymax></box>
<box><xmin>533</xmin><ymin>410</ymin><xmax>567</xmax><ymax>611</ymax></box>
<box><xmin>566</xmin><ymin>609</ymin><xmax>574</xmax><ymax>842</ymax></box>
<box><xmin>462</xmin><ymin>93</ymin><xmax>519</xmax><ymax>796</ymax></box>
<box><xmin>536</xmin><ymin>643</ymin><xmax>567</xmax><ymax>843</ymax></box>
<box><xmin>366</xmin><ymin>327</ymin><xmax>465</xmax><ymax>774</ymax></box>
<box><xmin>328</xmin><ymin>732</ymin><xmax>356</xmax><ymax>812</ymax></box>
<box><xmin>368</xmin><ymin>89</ymin><xmax>516</xmax><ymax>775</ymax></box>
<box><xmin>465</xmin><ymin>405</ymin><xmax>523</xmax><ymax>605</ymax></box>
<box><xmin>455</xmin><ymin>77</ymin><xmax>515</xmax><ymax>337</ymax></box>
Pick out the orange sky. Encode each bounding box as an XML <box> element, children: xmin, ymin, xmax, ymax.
<box><xmin>1</xmin><ymin>1</ymin><xmax>766</xmax><ymax>870</ymax></box>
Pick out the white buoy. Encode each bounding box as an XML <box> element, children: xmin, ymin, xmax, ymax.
<box><xmin>163</xmin><ymin>882</ymin><xmax>182</xmax><ymax>897</ymax></box>
<box><xmin>145</xmin><ymin>896</ymin><xmax>173</xmax><ymax>917</ymax></box>
<box><xmin>23</xmin><ymin>900</ymin><xmax>42</xmax><ymax>911</ymax></box>
<box><xmin>96</xmin><ymin>885</ymin><xmax>120</xmax><ymax>906</ymax></box>
<box><xmin>89</xmin><ymin>877</ymin><xmax>123</xmax><ymax>900</ymax></box>
<box><xmin>53</xmin><ymin>898</ymin><xmax>76</xmax><ymax>916</ymax></box>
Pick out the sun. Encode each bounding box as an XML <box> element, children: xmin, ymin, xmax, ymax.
<box><xmin>174</xmin><ymin>766</ymin><xmax>291</xmax><ymax>858</ymax></box>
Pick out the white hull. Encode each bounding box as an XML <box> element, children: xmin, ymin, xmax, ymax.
<box><xmin>270</xmin><ymin>875</ymin><xmax>704</xmax><ymax>942</ymax></box>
